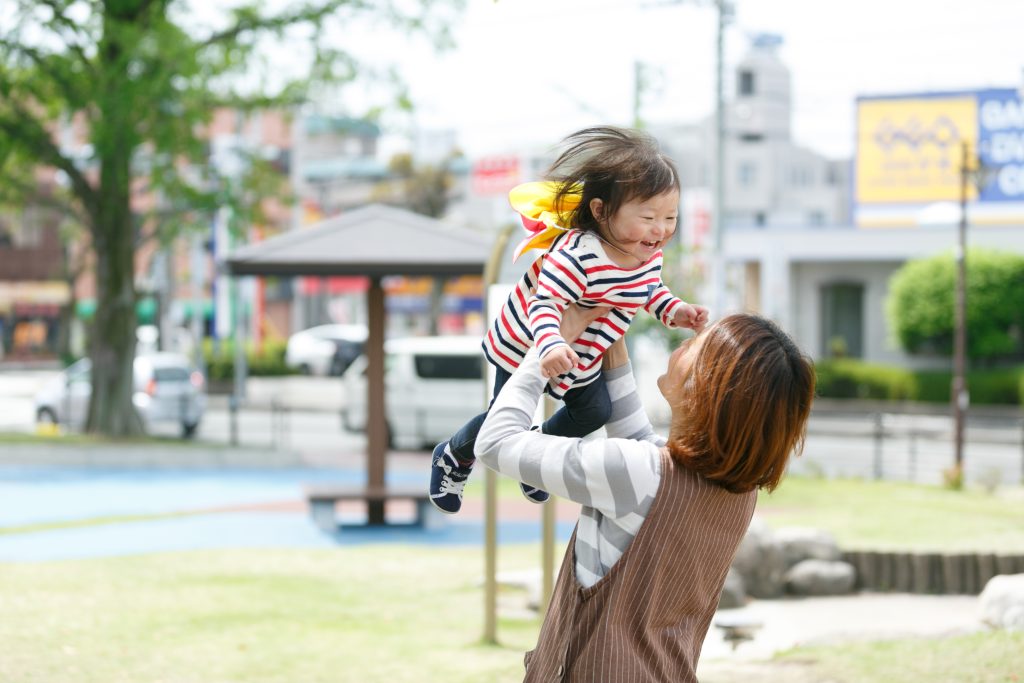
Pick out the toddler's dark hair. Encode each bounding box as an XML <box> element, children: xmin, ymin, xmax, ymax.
<box><xmin>548</xmin><ymin>126</ymin><xmax>680</xmax><ymax>232</ymax></box>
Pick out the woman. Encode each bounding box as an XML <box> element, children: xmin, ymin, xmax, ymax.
<box><xmin>474</xmin><ymin>310</ymin><xmax>815</xmax><ymax>683</ymax></box>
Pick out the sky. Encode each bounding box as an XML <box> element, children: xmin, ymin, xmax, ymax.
<box><xmin>331</xmin><ymin>0</ymin><xmax>1024</xmax><ymax>161</ymax></box>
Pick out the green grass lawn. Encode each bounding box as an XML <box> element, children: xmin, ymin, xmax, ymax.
<box><xmin>2</xmin><ymin>546</ymin><xmax>1021</xmax><ymax>683</ymax></box>
<box><xmin>757</xmin><ymin>477</ymin><xmax>1024</xmax><ymax>552</ymax></box>
<box><xmin>0</xmin><ymin>546</ymin><xmax>544</xmax><ymax>683</ymax></box>
<box><xmin>773</xmin><ymin>631</ymin><xmax>1024</xmax><ymax>683</ymax></box>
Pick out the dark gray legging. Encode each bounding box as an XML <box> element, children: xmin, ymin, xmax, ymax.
<box><xmin>446</xmin><ymin>366</ymin><xmax>612</xmax><ymax>463</ymax></box>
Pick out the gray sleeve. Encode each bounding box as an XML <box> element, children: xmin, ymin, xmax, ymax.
<box><xmin>475</xmin><ymin>349</ymin><xmax>662</xmax><ymax>517</ymax></box>
<box><xmin>603</xmin><ymin>361</ymin><xmax>667</xmax><ymax>448</ymax></box>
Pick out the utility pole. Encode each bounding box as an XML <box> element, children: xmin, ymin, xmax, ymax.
<box><xmin>952</xmin><ymin>141</ymin><xmax>970</xmax><ymax>472</ymax></box>
<box><xmin>710</xmin><ymin>0</ymin><xmax>734</xmax><ymax>319</ymax></box>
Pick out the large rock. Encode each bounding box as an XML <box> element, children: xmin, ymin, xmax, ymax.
<box><xmin>717</xmin><ymin>567</ymin><xmax>747</xmax><ymax>609</ymax></box>
<box><xmin>979</xmin><ymin>573</ymin><xmax>1024</xmax><ymax>631</ymax></box>
<box><xmin>775</xmin><ymin>527</ymin><xmax>842</xmax><ymax>570</ymax></box>
<box><xmin>731</xmin><ymin>520</ymin><xmax>786</xmax><ymax>598</ymax></box>
<box><xmin>784</xmin><ymin>559</ymin><xmax>857</xmax><ymax>596</ymax></box>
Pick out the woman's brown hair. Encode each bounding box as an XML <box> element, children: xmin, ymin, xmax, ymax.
<box><xmin>666</xmin><ymin>314</ymin><xmax>815</xmax><ymax>493</ymax></box>
<box><xmin>547</xmin><ymin>126</ymin><xmax>680</xmax><ymax>232</ymax></box>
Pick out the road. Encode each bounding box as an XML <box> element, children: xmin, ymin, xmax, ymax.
<box><xmin>2</xmin><ymin>368</ymin><xmax>1022</xmax><ymax>485</ymax></box>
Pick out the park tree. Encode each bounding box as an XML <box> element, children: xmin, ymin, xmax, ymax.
<box><xmin>886</xmin><ymin>249</ymin><xmax>1024</xmax><ymax>362</ymax></box>
<box><xmin>0</xmin><ymin>0</ymin><xmax>461</xmax><ymax>436</ymax></box>
<box><xmin>378</xmin><ymin>151</ymin><xmax>461</xmax><ymax>219</ymax></box>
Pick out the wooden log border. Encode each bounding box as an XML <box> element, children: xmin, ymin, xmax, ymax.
<box><xmin>841</xmin><ymin>551</ymin><xmax>1024</xmax><ymax>595</ymax></box>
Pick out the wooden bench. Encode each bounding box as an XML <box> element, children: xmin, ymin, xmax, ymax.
<box><xmin>305</xmin><ymin>484</ymin><xmax>445</xmax><ymax>532</ymax></box>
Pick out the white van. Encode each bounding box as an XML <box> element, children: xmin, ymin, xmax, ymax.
<box><xmin>340</xmin><ymin>336</ymin><xmax>486</xmax><ymax>450</ymax></box>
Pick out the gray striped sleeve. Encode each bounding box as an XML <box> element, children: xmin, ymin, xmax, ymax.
<box><xmin>475</xmin><ymin>349</ymin><xmax>662</xmax><ymax>514</ymax></box>
<box><xmin>604</xmin><ymin>361</ymin><xmax>666</xmax><ymax>447</ymax></box>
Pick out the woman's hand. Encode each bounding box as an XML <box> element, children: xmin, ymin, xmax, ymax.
<box><xmin>559</xmin><ymin>304</ymin><xmax>610</xmax><ymax>343</ymax></box>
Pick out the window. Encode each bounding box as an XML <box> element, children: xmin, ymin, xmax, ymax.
<box><xmin>414</xmin><ymin>354</ymin><xmax>482</xmax><ymax>380</ymax></box>
<box><xmin>738</xmin><ymin>162</ymin><xmax>757</xmax><ymax>187</ymax></box>
<box><xmin>826</xmin><ymin>165</ymin><xmax>841</xmax><ymax>186</ymax></box>
<box><xmin>154</xmin><ymin>367</ymin><xmax>191</xmax><ymax>383</ymax></box>
<box><xmin>821</xmin><ymin>283</ymin><xmax>864</xmax><ymax>358</ymax></box>
<box><xmin>739</xmin><ymin>70</ymin><xmax>755</xmax><ymax>96</ymax></box>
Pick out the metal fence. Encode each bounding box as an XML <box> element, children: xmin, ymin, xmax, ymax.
<box><xmin>797</xmin><ymin>408</ymin><xmax>1024</xmax><ymax>487</ymax></box>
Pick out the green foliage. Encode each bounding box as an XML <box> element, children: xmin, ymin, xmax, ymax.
<box><xmin>887</xmin><ymin>248</ymin><xmax>1024</xmax><ymax>360</ymax></box>
<box><xmin>377</xmin><ymin>152</ymin><xmax>461</xmax><ymax>218</ymax></box>
<box><xmin>814</xmin><ymin>358</ymin><xmax>918</xmax><ymax>400</ymax></box>
<box><xmin>0</xmin><ymin>0</ymin><xmax>463</xmax><ymax>435</ymax></box>
<box><xmin>202</xmin><ymin>338</ymin><xmax>292</xmax><ymax>381</ymax></box>
<box><xmin>914</xmin><ymin>366</ymin><xmax>1024</xmax><ymax>405</ymax></box>
<box><xmin>628</xmin><ymin>242</ymin><xmax>700</xmax><ymax>350</ymax></box>
<box><xmin>816</xmin><ymin>358</ymin><xmax>1024</xmax><ymax>405</ymax></box>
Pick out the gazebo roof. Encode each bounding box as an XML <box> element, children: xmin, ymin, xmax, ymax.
<box><xmin>225</xmin><ymin>203</ymin><xmax>492</xmax><ymax>277</ymax></box>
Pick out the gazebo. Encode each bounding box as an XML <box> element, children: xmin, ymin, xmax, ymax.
<box><xmin>225</xmin><ymin>204</ymin><xmax>491</xmax><ymax>524</ymax></box>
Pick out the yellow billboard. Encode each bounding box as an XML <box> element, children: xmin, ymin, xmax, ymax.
<box><xmin>856</xmin><ymin>96</ymin><xmax>977</xmax><ymax>204</ymax></box>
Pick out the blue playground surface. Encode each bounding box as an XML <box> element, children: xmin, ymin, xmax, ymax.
<box><xmin>0</xmin><ymin>465</ymin><xmax>575</xmax><ymax>562</ymax></box>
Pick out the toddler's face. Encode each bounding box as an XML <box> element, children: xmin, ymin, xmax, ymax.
<box><xmin>599</xmin><ymin>189</ymin><xmax>679</xmax><ymax>261</ymax></box>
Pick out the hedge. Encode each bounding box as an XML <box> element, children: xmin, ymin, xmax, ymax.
<box><xmin>815</xmin><ymin>359</ymin><xmax>1024</xmax><ymax>405</ymax></box>
<box><xmin>202</xmin><ymin>338</ymin><xmax>293</xmax><ymax>381</ymax></box>
<box><xmin>814</xmin><ymin>359</ymin><xmax>918</xmax><ymax>401</ymax></box>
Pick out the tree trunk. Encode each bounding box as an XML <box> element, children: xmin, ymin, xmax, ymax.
<box><xmin>85</xmin><ymin>9</ymin><xmax>145</xmax><ymax>436</ymax></box>
<box><xmin>86</xmin><ymin>185</ymin><xmax>144</xmax><ymax>436</ymax></box>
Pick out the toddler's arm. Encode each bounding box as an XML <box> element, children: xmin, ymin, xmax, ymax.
<box><xmin>528</xmin><ymin>249</ymin><xmax>588</xmax><ymax>369</ymax></box>
<box><xmin>644</xmin><ymin>283</ymin><xmax>708</xmax><ymax>332</ymax></box>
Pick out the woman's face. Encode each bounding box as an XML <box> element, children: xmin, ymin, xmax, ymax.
<box><xmin>658</xmin><ymin>331</ymin><xmax>707</xmax><ymax>402</ymax></box>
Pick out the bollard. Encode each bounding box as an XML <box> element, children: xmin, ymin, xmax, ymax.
<box><xmin>908</xmin><ymin>428</ymin><xmax>917</xmax><ymax>483</ymax></box>
<box><xmin>229</xmin><ymin>395</ymin><xmax>239</xmax><ymax>446</ymax></box>
<box><xmin>872</xmin><ymin>412</ymin><xmax>884</xmax><ymax>480</ymax></box>
<box><xmin>1020</xmin><ymin>418</ymin><xmax>1024</xmax><ymax>485</ymax></box>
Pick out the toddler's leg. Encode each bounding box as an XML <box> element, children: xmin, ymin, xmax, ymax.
<box><xmin>542</xmin><ymin>372</ymin><xmax>612</xmax><ymax>438</ymax></box>
<box><xmin>428</xmin><ymin>367</ymin><xmax>511</xmax><ymax>514</ymax></box>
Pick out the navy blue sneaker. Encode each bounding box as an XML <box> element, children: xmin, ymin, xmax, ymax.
<box><xmin>429</xmin><ymin>441</ymin><xmax>473</xmax><ymax>514</ymax></box>
<box><xmin>520</xmin><ymin>482</ymin><xmax>550</xmax><ymax>504</ymax></box>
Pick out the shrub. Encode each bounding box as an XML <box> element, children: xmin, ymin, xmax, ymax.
<box><xmin>816</xmin><ymin>359</ymin><xmax>1024</xmax><ymax>405</ymax></box>
<box><xmin>202</xmin><ymin>338</ymin><xmax>292</xmax><ymax>381</ymax></box>
<box><xmin>887</xmin><ymin>249</ymin><xmax>1024</xmax><ymax>360</ymax></box>
<box><xmin>814</xmin><ymin>359</ymin><xmax>917</xmax><ymax>400</ymax></box>
<box><xmin>914</xmin><ymin>367</ymin><xmax>1024</xmax><ymax>405</ymax></box>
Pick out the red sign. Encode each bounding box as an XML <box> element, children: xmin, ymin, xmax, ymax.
<box><xmin>472</xmin><ymin>155</ymin><xmax>521</xmax><ymax>196</ymax></box>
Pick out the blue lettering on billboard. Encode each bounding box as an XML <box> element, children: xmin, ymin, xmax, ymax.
<box><xmin>977</xmin><ymin>89</ymin><xmax>1024</xmax><ymax>201</ymax></box>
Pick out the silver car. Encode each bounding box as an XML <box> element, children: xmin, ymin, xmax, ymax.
<box><xmin>34</xmin><ymin>353</ymin><xmax>206</xmax><ymax>438</ymax></box>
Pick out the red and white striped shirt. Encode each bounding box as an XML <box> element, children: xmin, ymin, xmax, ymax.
<box><xmin>482</xmin><ymin>230</ymin><xmax>687</xmax><ymax>399</ymax></box>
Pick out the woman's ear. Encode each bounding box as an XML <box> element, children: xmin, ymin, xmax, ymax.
<box><xmin>589</xmin><ymin>198</ymin><xmax>605</xmax><ymax>223</ymax></box>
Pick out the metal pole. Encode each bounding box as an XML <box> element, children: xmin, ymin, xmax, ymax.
<box><xmin>482</xmin><ymin>224</ymin><xmax>515</xmax><ymax>645</ymax></box>
<box><xmin>710</xmin><ymin>0</ymin><xmax>731</xmax><ymax>317</ymax></box>
<box><xmin>953</xmin><ymin>142</ymin><xmax>969</xmax><ymax>472</ymax></box>
<box><xmin>541</xmin><ymin>397</ymin><xmax>557</xmax><ymax>614</ymax></box>
<box><xmin>633</xmin><ymin>61</ymin><xmax>644</xmax><ymax>130</ymax></box>
<box><xmin>873</xmin><ymin>412</ymin><xmax>883</xmax><ymax>480</ymax></box>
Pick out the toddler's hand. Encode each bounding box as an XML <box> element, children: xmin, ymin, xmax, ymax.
<box><xmin>673</xmin><ymin>304</ymin><xmax>710</xmax><ymax>332</ymax></box>
<box><xmin>540</xmin><ymin>345</ymin><xmax>579</xmax><ymax>379</ymax></box>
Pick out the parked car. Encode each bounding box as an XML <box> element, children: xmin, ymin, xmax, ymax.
<box><xmin>285</xmin><ymin>324</ymin><xmax>367</xmax><ymax>376</ymax></box>
<box><xmin>340</xmin><ymin>336</ymin><xmax>486</xmax><ymax>450</ymax></box>
<box><xmin>34</xmin><ymin>353</ymin><xmax>207</xmax><ymax>438</ymax></box>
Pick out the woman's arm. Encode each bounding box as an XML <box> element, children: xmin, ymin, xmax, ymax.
<box><xmin>601</xmin><ymin>338</ymin><xmax>665</xmax><ymax>447</ymax></box>
<box><xmin>474</xmin><ymin>311</ymin><xmax>660</xmax><ymax>516</ymax></box>
<box><xmin>474</xmin><ymin>349</ymin><xmax>660</xmax><ymax>515</ymax></box>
